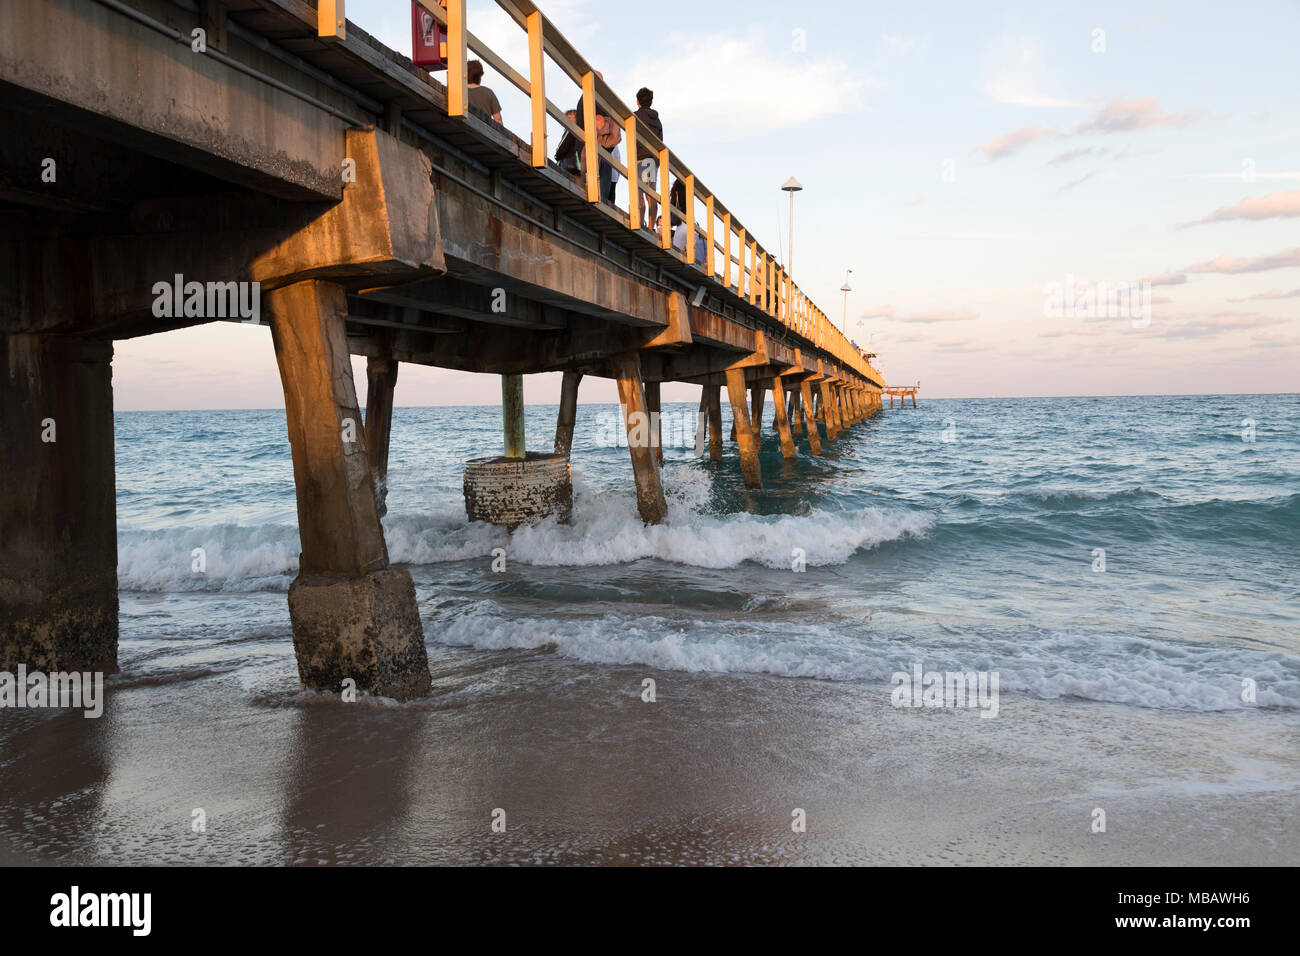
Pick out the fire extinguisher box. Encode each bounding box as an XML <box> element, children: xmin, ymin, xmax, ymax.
<box><xmin>411</xmin><ymin>2</ymin><xmax>446</xmax><ymax>71</ymax></box>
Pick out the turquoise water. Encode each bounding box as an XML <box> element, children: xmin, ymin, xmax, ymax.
<box><xmin>113</xmin><ymin>394</ymin><xmax>1300</xmax><ymax>713</ymax></box>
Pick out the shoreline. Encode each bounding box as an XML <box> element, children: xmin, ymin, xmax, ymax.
<box><xmin>2</xmin><ymin>642</ymin><xmax>1296</xmax><ymax>866</ymax></box>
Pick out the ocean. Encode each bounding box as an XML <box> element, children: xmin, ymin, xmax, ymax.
<box><xmin>3</xmin><ymin>394</ymin><xmax>1298</xmax><ymax>865</ymax></box>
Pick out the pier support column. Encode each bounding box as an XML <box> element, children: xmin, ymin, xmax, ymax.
<box><xmin>695</xmin><ymin>389</ymin><xmax>708</xmax><ymax>455</ymax></box>
<box><xmin>0</xmin><ymin>334</ymin><xmax>118</xmax><ymax>674</ymax></box>
<box><xmin>502</xmin><ymin>374</ymin><xmax>525</xmax><ymax>459</ymax></box>
<box><xmin>789</xmin><ymin>389</ymin><xmax>802</xmax><ymax>435</ymax></box>
<box><xmin>771</xmin><ymin>378</ymin><xmax>797</xmax><ymax>460</ymax></box>
<box><xmin>645</xmin><ymin>380</ymin><xmax>663</xmax><ymax>466</ymax></box>
<box><xmin>750</xmin><ymin>386</ymin><xmax>765</xmax><ymax>439</ymax></box>
<box><xmin>553</xmin><ymin>370</ymin><xmax>582</xmax><ymax>458</ymax></box>
<box><xmin>613</xmin><ymin>353</ymin><xmax>668</xmax><ymax>524</ymax></box>
<box><xmin>268</xmin><ymin>280</ymin><xmax>431</xmax><ymax>701</ymax></box>
<box><xmin>799</xmin><ymin>380</ymin><xmax>822</xmax><ymax>456</ymax></box>
<box><xmin>706</xmin><ymin>385</ymin><xmax>723</xmax><ymax>461</ymax></box>
<box><xmin>364</xmin><ymin>357</ymin><xmax>398</xmax><ymax>518</ymax></box>
<box><xmin>819</xmin><ymin>382</ymin><xmax>841</xmax><ymax>440</ymax></box>
<box><xmin>725</xmin><ymin>368</ymin><xmax>762</xmax><ymax>488</ymax></box>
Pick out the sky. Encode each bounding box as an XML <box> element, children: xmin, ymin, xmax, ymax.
<box><xmin>113</xmin><ymin>0</ymin><xmax>1300</xmax><ymax>408</ymax></box>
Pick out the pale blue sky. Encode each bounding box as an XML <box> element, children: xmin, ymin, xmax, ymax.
<box><xmin>115</xmin><ymin>0</ymin><xmax>1300</xmax><ymax>407</ymax></box>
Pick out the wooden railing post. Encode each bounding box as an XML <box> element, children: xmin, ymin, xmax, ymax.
<box><xmin>684</xmin><ymin>174</ymin><xmax>696</xmax><ymax>265</ymax></box>
<box><xmin>658</xmin><ymin>148</ymin><xmax>671</xmax><ymax>249</ymax></box>
<box><xmin>705</xmin><ymin>195</ymin><xmax>715</xmax><ymax>277</ymax></box>
<box><xmin>318</xmin><ymin>0</ymin><xmax>344</xmax><ymax>39</ymax></box>
<box><xmin>625</xmin><ymin>113</ymin><xmax>640</xmax><ymax>229</ymax></box>
<box><xmin>447</xmin><ymin>0</ymin><xmax>467</xmax><ymax>117</ymax></box>
<box><xmin>527</xmin><ymin>11</ymin><xmax>546</xmax><ymax>166</ymax></box>
<box><xmin>722</xmin><ymin>212</ymin><xmax>732</xmax><ymax>288</ymax></box>
<box><xmin>581</xmin><ymin>71</ymin><xmax>599</xmax><ymax>203</ymax></box>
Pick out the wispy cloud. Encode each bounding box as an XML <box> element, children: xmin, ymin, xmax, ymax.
<box><xmin>1076</xmin><ymin>96</ymin><xmax>1202</xmax><ymax>134</ymax></box>
<box><xmin>1162</xmin><ymin>312</ymin><xmax>1284</xmax><ymax>339</ymax></box>
<box><xmin>1046</xmin><ymin>147</ymin><xmax>1100</xmax><ymax>167</ymax></box>
<box><xmin>898</xmin><ymin>309</ymin><xmax>980</xmax><ymax>324</ymax></box>
<box><xmin>1183</xmin><ymin>170</ymin><xmax>1300</xmax><ymax>181</ymax></box>
<box><xmin>860</xmin><ymin>306</ymin><xmax>979</xmax><ymax>324</ymax></box>
<box><xmin>1141</xmin><ymin>271</ymin><xmax>1189</xmax><ymax>287</ymax></box>
<box><xmin>1059</xmin><ymin>169</ymin><xmax>1101</xmax><ymax>192</ymax></box>
<box><xmin>627</xmin><ymin>26</ymin><xmax>877</xmax><ymax>134</ymax></box>
<box><xmin>975</xmin><ymin>125</ymin><xmax>1060</xmax><ymax>161</ymax></box>
<box><xmin>1228</xmin><ymin>287</ymin><xmax>1300</xmax><ymax>302</ymax></box>
<box><xmin>1176</xmin><ymin>190</ymin><xmax>1300</xmax><ymax>229</ymax></box>
<box><xmin>984</xmin><ymin>37</ymin><xmax>1084</xmax><ymax>109</ymax></box>
<box><xmin>1185</xmin><ymin>247</ymin><xmax>1300</xmax><ymax>275</ymax></box>
<box><xmin>1251</xmin><ymin>330</ymin><xmax>1300</xmax><ymax>348</ymax></box>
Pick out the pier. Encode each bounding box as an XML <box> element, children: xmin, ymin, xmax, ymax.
<box><xmin>883</xmin><ymin>386</ymin><xmax>920</xmax><ymax>408</ymax></box>
<box><xmin>1</xmin><ymin>0</ymin><xmax>886</xmax><ymax>699</ymax></box>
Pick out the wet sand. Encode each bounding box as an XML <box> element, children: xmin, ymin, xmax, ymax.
<box><xmin>1</xmin><ymin>637</ymin><xmax>1296</xmax><ymax>866</ymax></box>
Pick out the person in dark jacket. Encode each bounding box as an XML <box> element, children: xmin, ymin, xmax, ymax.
<box><xmin>633</xmin><ymin>87</ymin><xmax>663</xmax><ymax>228</ymax></box>
<box><xmin>555</xmin><ymin>108</ymin><xmax>582</xmax><ymax>181</ymax></box>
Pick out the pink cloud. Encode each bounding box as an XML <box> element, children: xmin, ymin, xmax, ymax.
<box><xmin>1186</xmin><ymin>247</ymin><xmax>1300</xmax><ymax>275</ymax></box>
<box><xmin>1177</xmin><ymin>190</ymin><xmax>1300</xmax><ymax>229</ymax></box>
<box><xmin>898</xmin><ymin>309</ymin><xmax>980</xmax><ymax>323</ymax></box>
<box><xmin>975</xmin><ymin>125</ymin><xmax>1060</xmax><ymax>160</ymax></box>
<box><xmin>1077</xmin><ymin>96</ymin><xmax>1201</xmax><ymax>134</ymax></box>
<box><xmin>1141</xmin><ymin>271</ymin><xmax>1188</xmax><ymax>286</ymax></box>
<box><xmin>1228</xmin><ymin>287</ymin><xmax>1300</xmax><ymax>302</ymax></box>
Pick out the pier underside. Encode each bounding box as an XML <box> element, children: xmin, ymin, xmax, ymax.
<box><xmin>0</xmin><ymin>0</ymin><xmax>882</xmax><ymax>698</ymax></box>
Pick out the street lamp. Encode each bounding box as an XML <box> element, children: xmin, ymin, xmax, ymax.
<box><xmin>840</xmin><ymin>269</ymin><xmax>852</xmax><ymax>331</ymax></box>
<box><xmin>781</xmin><ymin>177</ymin><xmax>802</xmax><ymax>274</ymax></box>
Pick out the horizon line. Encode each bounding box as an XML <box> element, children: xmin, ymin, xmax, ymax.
<box><xmin>111</xmin><ymin>391</ymin><xmax>1300</xmax><ymax>412</ymax></box>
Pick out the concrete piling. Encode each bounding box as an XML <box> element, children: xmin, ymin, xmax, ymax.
<box><xmin>363</xmin><ymin>356</ymin><xmax>398</xmax><ymax>518</ymax></box>
<box><xmin>645</xmin><ymin>380</ymin><xmax>663</xmax><ymax>467</ymax></box>
<box><xmin>725</xmin><ymin>368</ymin><xmax>763</xmax><ymax>488</ymax></box>
<box><xmin>706</xmin><ymin>385</ymin><xmax>723</xmax><ymax>461</ymax></box>
<box><xmin>502</xmin><ymin>373</ymin><xmax>526</xmax><ymax>459</ymax></box>
<box><xmin>771</xmin><ymin>378</ymin><xmax>797</xmax><ymax>460</ymax></box>
<box><xmin>614</xmin><ymin>353</ymin><xmax>668</xmax><ymax>524</ymax></box>
<box><xmin>267</xmin><ymin>279</ymin><xmax>431</xmax><ymax>701</ymax></box>
<box><xmin>0</xmin><ymin>334</ymin><xmax>119</xmax><ymax>675</ymax></box>
<box><xmin>553</xmin><ymin>370</ymin><xmax>582</xmax><ymax>458</ymax></box>
<box><xmin>799</xmin><ymin>380</ymin><xmax>823</xmax><ymax>456</ymax></box>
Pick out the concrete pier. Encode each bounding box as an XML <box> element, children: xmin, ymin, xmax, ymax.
<box><xmin>726</xmin><ymin>368</ymin><xmax>763</xmax><ymax>488</ymax></box>
<box><xmin>0</xmin><ymin>334</ymin><xmax>119</xmax><ymax>675</ymax></box>
<box><xmin>799</xmin><ymin>380</ymin><xmax>823</xmax><ymax>456</ymax></box>
<box><xmin>554</xmin><ymin>370</ymin><xmax>582</xmax><ymax>458</ymax></box>
<box><xmin>267</xmin><ymin>280</ymin><xmax>431</xmax><ymax>701</ymax></box>
<box><xmin>614</xmin><ymin>353</ymin><xmax>668</xmax><ymax>524</ymax></box>
<box><xmin>771</xmin><ymin>378</ymin><xmax>797</xmax><ymax>460</ymax></box>
<box><xmin>364</xmin><ymin>356</ymin><xmax>398</xmax><ymax>518</ymax></box>
<box><xmin>0</xmin><ymin>0</ymin><xmax>890</xmax><ymax>695</ymax></box>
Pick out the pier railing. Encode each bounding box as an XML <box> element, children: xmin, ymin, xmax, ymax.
<box><xmin>318</xmin><ymin>0</ymin><xmax>879</xmax><ymax>385</ymax></box>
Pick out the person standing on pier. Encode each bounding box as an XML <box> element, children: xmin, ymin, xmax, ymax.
<box><xmin>633</xmin><ymin>87</ymin><xmax>663</xmax><ymax>229</ymax></box>
<box><xmin>466</xmin><ymin>59</ymin><xmax>502</xmax><ymax>124</ymax></box>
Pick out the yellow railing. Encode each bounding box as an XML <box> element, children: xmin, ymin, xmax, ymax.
<box><xmin>327</xmin><ymin>0</ymin><xmax>878</xmax><ymax>385</ymax></box>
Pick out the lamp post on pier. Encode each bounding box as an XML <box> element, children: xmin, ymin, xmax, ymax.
<box><xmin>840</xmin><ymin>269</ymin><xmax>853</xmax><ymax>332</ymax></box>
<box><xmin>781</xmin><ymin>177</ymin><xmax>802</xmax><ymax>274</ymax></box>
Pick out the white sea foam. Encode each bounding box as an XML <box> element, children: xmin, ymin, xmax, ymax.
<box><xmin>387</xmin><ymin>465</ymin><xmax>931</xmax><ymax>569</ymax></box>
<box><xmin>118</xmin><ymin>467</ymin><xmax>932</xmax><ymax>590</ymax></box>
<box><xmin>117</xmin><ymin>524</ymin><xmax>298</xmax><ymax>592</ymax></box>
<box><xmin>430</xmin><ymin>603</ymin><xmax>1300</xmax><ymax>712</ymax></box>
